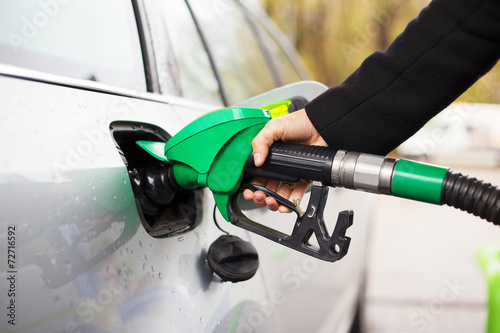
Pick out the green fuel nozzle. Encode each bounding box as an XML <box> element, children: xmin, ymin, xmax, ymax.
<box><xmin>138</xmin><ymin>107</ymin><xmax>272</xmax><ymax>221</ymax></box>
<box><xmin>137</xmin><ymin>107</ymin><xmax>500</xmax><ymax>262</ymax></box>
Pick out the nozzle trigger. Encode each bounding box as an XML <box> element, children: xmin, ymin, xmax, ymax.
<box><xmin>228</xmin><ymin>183</ymin><xmax>353</xmax><ymax>262</ymax></box>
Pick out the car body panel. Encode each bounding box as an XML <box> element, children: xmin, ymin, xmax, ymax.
<box><xmin>0</xmin><ymin>70</ymin><xmax>280</xmax><ymax>333</ymax></box>
<box><xmin>0</xmin><ymin>1</ymin><xmax>372</xmax><ymax>332</ymax></box>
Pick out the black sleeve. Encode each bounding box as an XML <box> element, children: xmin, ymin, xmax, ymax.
<box><xmin>305</xmin><ymin>0</ymin><xmax>500</xmax><ymax>156</ymax></box>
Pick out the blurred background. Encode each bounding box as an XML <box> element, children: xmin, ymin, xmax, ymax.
<box><xmin>259</xmin><ymin>0</ymin><xmax>500</xmax><ymax>104</ymax></box>
<box><xmin>258</xmin><ymin>0</ymin><xmax>500</xmax><ymax>332</ymax></box>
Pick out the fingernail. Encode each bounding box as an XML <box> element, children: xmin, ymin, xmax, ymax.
<box><xmin>254</xmin><ymin>153</ymin><xmax>262</xmax><ymax>165</ymax></box>
<box><xmin>279</xmin><ymin>206</ymin><xmax>291</xmax><ymax>213</ymax></box>
<box><xmin>243</xmin><ymin>190</ymin><xmax>252</xmax><ymax>200</ymax></box>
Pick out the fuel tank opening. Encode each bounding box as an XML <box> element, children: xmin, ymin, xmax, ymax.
<box><xmin>110</xmin><ymin>121</ymin><xmax>202</xmax><ymax>238</ymax></box>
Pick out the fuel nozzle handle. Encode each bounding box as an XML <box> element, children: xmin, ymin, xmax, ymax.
<box><xmin>244</xmin><ymin>142</ymin><xmax>395</xmax><ymax>195</ymax></box>
<box><xmin>244</xmin><ymin>142</ymin><xmax>336</xmax><ymax>185</ymax></box>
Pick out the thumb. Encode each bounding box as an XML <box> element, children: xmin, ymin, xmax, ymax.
<box><xmin>251</xmin><ymin>118</ymin><xmax>284</xmax><ymax>167</ymax></box>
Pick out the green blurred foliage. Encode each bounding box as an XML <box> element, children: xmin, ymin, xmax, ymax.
<box><xmin>260</xmin><ymin>0</ymin><xmax>500</xmax><ymax>104</ymax></box>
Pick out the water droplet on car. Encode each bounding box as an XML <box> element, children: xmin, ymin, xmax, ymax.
<box><xmin>200</xmin><ymin>317</ymin><xmax>204</xmax><ymax>323</ymax></box>
<box><xmin>65</xmin><ymin>262</ymin><xmax>73</xmax><ymax>274</ymax></box>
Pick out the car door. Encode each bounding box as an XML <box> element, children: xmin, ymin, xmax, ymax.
<box><xmin>0</xmin><ymin>1</ymin><xmax>278</xmax><ymax>332</ymax></box>
<box><xmin>0</xmin><ymin>1</ymin><xmax>371</xmax><ymax>333</ymax></box>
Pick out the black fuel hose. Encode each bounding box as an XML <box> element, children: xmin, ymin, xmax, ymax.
<box><xmin>443</xmin><ymin>171</ymin><xmax>500</xmax><ymax>226</ymax></box>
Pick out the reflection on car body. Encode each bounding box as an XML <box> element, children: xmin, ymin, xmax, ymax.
<box><xmin>0</xmin><ymin>0</ymin><xmax>372</xmax><ymax>332</ymax></box>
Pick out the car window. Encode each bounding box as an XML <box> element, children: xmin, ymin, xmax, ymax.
<box><xmin>156</xmin><ymin>0</ymin><xmax>223</xmax><ymax>105</ymax></box>
<box><xmin>248</xmin><ymin>14</ymin><xmax>303</xmax><ymax>85</ymax></box>
<box><xmin>0</xmin><ymin>0</ymin><xmax>146</xmax><ymax>91</ymax></box>
<box><xmin>187</xmin><ymin>0</ymin><xmax>276</xmax><ymax>105</ymax></box>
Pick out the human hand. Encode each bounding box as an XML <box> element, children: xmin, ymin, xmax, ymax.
<box><xmin>243</xmin><ymin>109</ymin><xmax>328</xmax><ymax>212</ymax></box>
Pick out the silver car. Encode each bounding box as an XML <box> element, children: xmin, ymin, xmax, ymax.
<box><xmin>0</xmin><ymin>0</ymin><xmax>373</xmax><ymax>332</ymax></box>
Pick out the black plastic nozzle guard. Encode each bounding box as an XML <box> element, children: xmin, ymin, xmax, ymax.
<box><xmin>228</xmin><ymin>182</ymin><xmax>353</xmax><ymax>262</ymax></box>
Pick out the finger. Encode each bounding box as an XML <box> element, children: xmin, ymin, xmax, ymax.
<box><xmin>254</xmin><ymin>179</ymin><xmax>280</xmax><ymax>208</ymax></box>
<box><xmin>253</xmin><ymin>190</ymin><xmax>267</xmax><ymax>207</ymax></box>
<box><xmin>243</xmin><ymin>178</ymin><xmax>266</xmax><ymax>201</ymax></box>
<box><xmin>277</xmin><ymin>205</ymin><xmax>293</xmax><ymax>213</ymax></box>
<box><xmin>278</xmin><ymin>181</ymin><xmax>310</xmax><ymax>213</ymax></box>
<box><xmin>290</xmin><ymin>181</ymin><xmax>310</xmax><ymax>201</ymax></box>
<box><xmin>249</xmin><ymin>177</ymin><xmax>268</xmax><ymax>207</ymax></box>
<box><xmin>246</xmin><ymin>178</ymin><xmax>281</xmax><ymax>211</ymax></box>
<box><xmin>266</xmin><ymin>181</ymin><xmax>311</xmax><ymax>213</ymax></box>
<box><xmin>242</xmin><ymin>178</ymin><xmax>265</xmax><ymax>204</ymax></box>
<box><xmin>243</xmin><ymin>189</ymin><xmax>254</xmax><ymax>200</ymax></box>
<box><xmin>276</xmin><ymin>182</ymin><xmax>295</xmax><ymax>200</ymax></box>
<box><xmin>265</xmin><ymin>196</ymin><xmax>280</xmax><ymax>211</ymax></box>
<box><xmin>275</xmin><ymin>182</ymin><xmax>296</xmax><ymax>213</ymax></box>
<box><xmin>251</xmin><ymin>119</ymin><xmax>284</xmax><ymax>166</ymax></box>
<box><xmin>267</xmin><ymin>181</ymin><xmax>297</xmax><ymax>212</ymax></box>
<box><xmin>264</xmin><ymin>179</ymin><xmax>280</xmax><ymax>193</ymax></box>
<box><xmin>244</xmin><ymin>178</ymin><xmax>286</xmax><ymax>211</ymax></box>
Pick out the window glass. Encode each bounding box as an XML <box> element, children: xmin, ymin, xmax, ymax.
<box><xmin>249</xmin><ymin>15</ymin><xmax>303</xmax><ymax>85</ymax></box>
<box><xmin>157</xmin><ymin>0</ymin><xmax>222</xmax><ymax>105</ymax></box>
<box><xmin>188</xmin><ymin>0</ymin><xmax>276</xmax><ymax>105</ymax></box>
<box><xmin>0</xmin><ymin>0</ymin><xmax>146</xmax><ymax>91</ymax></box>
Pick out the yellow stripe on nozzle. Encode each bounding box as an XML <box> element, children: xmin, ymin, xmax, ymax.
<box><xmin>263</xmin><ymin>101</ymin><xmax>291</xmax><ymax>118</ymax></box>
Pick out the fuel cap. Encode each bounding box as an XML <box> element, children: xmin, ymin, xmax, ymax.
<box><xmin>207</xmin><ymin>235</ymin><xmax>259</xmax><ymax>282</ymax></box>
